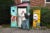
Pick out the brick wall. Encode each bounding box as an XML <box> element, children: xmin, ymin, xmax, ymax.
<box><xmin>14</xmin><ymin>0</ymin><xmax>45</xmax><ymax>7</ymax></box>
<box><xmin>14</xmin><ymin>0</ymin><xmax>21</xmax><ymax>4</ymax></box>
<box><xmin>30</xmin><ymin>0</ymin><xmax>45</xmax><ymax>7</ymax></box>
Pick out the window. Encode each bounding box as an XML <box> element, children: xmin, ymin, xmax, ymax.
<box><xmin>21</xmin><ymin>0</ymin><xmax>30</xmax><ymax>3</ymax></box>
<box><xmin>45</xmin><ymin>0</ymin><xmax>50</xmax><ymax>3</ymax></box>
<box><xmin>46</xmin><ymin>0</ymin><xmax>50</xmax><ymax>2</ymax></box>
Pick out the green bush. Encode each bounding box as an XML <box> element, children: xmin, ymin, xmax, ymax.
<box><xmin>30</xmin><ymin>7</ymin><xmax>50</xmax><ymax>28</ymax></box>
<box><xmin>41</xmin><ymin>7</ymin><xmax>50</xmax><ymax>26</ymax></box>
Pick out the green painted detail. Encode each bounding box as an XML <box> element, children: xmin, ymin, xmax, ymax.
<box><xmin>11</xmin><ymin>21</ymin><xmax>18</xmax><ymax>27</ymax></box>
<box><xmin>27</xmin><ymin>4</ymin><xmax>30</xmax><ymax>14</ymax></box>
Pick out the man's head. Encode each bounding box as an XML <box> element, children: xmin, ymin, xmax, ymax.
<box><xmin>33</xmin><ymin>13</ymin><xmax>38</xmax><ymax>20</ymax></box>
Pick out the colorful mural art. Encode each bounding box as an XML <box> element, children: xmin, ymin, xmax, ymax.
<box><xmin>33</xmin><ymin>10</ymin><xmax>40</xmax><ymax>28</ymax></box>
<box><xmin>11</xmin><ymin>6</ymin><xmax>18</xmax><ymax>28</ymax></box>
<box><xmin>10</xmin><ymin>3</ymin><xmax>30</xmax><ymax>29</ymax></box>
<box><xmin>10</xmin><ymin>6</ymin><xmax>41</xmax><ymax>29</ymax></box>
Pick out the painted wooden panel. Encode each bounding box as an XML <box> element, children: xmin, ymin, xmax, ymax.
<box><xmin>33</xmin><ymin>10</ymin><xmax>40</xmax><ymax>28</ymax></box>
<box><xmin>27</xmin><ymin>4</ymin><xmax>30</xmax><ymax>14</ymax></box>
<box><xmin>11</xmin><ymin>6</ymin><xmax>18</xmax><ymax>28</ymax></box>
<box><xmin>18</xmin><ymin>8</ymin><xmax>27</xmax><ymax>28</ymax></box>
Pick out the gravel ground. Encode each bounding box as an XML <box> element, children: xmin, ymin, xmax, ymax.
<box><xmin>0</xmin><ymin>28</ymin><xmax>50</xmax><ymax>33</ymax></box>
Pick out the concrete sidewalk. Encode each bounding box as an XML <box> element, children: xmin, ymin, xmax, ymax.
<box><xmin>0</xmin><ymin>28</ymin><xmax>50</xmax><ymax>33</ymax></box>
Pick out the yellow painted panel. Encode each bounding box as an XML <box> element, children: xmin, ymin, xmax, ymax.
<box><xmin>33</xmin><ymin>21</ymin><xmax>37</xmax><ymax>28</ymax></box>
<box><xmin>33</xmin><ymin>10</ymin><xmax>40</xmax><ymax>28</ymax></box>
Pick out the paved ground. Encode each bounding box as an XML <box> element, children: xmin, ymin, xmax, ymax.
<box><xmin>0</xmin><ymin>28</ymin><xmax>50</xmax><ymax>33</ymax></box>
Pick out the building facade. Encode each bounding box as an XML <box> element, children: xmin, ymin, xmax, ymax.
<box><xmin>14</xmin><ymin>0</ymin><xmax>50</xmax><ymax>7</ymax></box>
